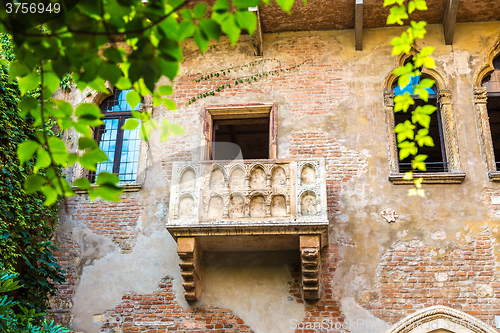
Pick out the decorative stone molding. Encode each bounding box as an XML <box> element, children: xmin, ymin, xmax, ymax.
<box><xmin>168</xmin><ymin>158</ymin><xmax>328</xmax><ymax>224</ymax></box>
<box><xmin>387</xmin><ymin>305</ymin><xmax>497</xmax><ymax>333</ymax></box>
<box><xmin>384</xmin><ymin>51</ymin><xmax>464</xmax><ymax>184</ymax></box>
<box><xmin>473</xmin><ymin>38</ymin><xmax>500</xmax><ymax>178</ymax></box>
<box><xmin>388</xmin><ymin>172</ymin><xmax>466</xmax><ymax>184</ymax></box>
<box><xmin>300</xmin><ymin>235</ymin><xmax>321</xmax><ymax>301</ymax></box>
<box><xmin>380</xmin><ymin>208</ymin><xmax>398</xmax><ymax>223</ymax></box>
<box><xmin>167</xmin><ymin>158</ymin><xmax>328</xmax><ymax>302</ymax></box>
<box><xmin>177</xmin><ymin>237</ymin><xmax>203</xmax><ymax>302</ymax></box>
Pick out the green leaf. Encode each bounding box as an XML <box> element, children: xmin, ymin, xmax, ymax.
<box><xmin>199</xmin><ymin>18</ymin><xmax>222</xmax><ymax>40</ymax></box>
<box><xmin>48</xmin><ymin>137</ymin><xmax>69</xmax><ymax>165</ymax></box>
<box><xmin>235</xmin><ymin>10</ymin><xmax>257</xmax><ymax>36</ymax></box>
<box><xmin>387</xmin><ymin>5</ymin><xmax>408</xmax><ymax>25</ymax></box>
<box><xmin>412</xmin><ymin>154</ymin><xmax>428</xmax><ymax>171</ymax></box>
<box><xmin>276</xmin><ymin>0</ymin><xmax>294</xmax><ymax>13</ymax></box>
<box><xmin>103</xmin><ymin>47</ymin><xmax>123</xmax><ymax>63</ymax></box>
<box><xmin>419</xmin><ymin>78</ymin><xmax>435</xmax><ymax>89</ymax></box>
<box><xmin>415</xmin><ymin>128</ymin><xmax>435</xmax><ymax>147</ymax></box>
<box><xmin>80</xmin><ymin>149</ymin><xmax>108</xmax><ymax>171</ymax></box>
<box><xmin>158</xmin><ymin>85</ymin><xmax>174</xmax><ymax>96</ymax></box>
<box><xmin>79</xmin><ymin>137</ymin><xmax>98</xmax><ymax>150</ymax></box>
<box><xmin>164</xmin><ymin>98</ymin><xmax>177</xmax><ymax>110</ymax></box>
<box><xmin>34</xmin><ymin>148</ymin><xmax>51</xmax><ymax>172</ymax></box>
<box><xmin>17</xmin><ymin>140</ymin><xmax>40</xmax><ymax>165</ymax></box>
<box><xmin>383</xmin><ymin>0</ymin><xmax>404</xmax><ymax>6</ymax></box>
<box><xmin>398</xmin><ymin>141</ymin><xmax>418</xmax><ymax>159</ymax></box>
<box><xmin>233</xmin><ymin>0</ymin><xmax>260</xmax><ymax>9</ymax></box>
<box><xmin>178</xmin><ymin>21</ymin><xmax>196</xmax><ymax>41</ymax></box>
<box><xmin>389</xmin><ymin>32</ymin><xmax>412</xmax><ymax>56</ymax></box>
<box><xmin>122</xmin><ymin>118</ymin><xmax>140</xmax><ymax>130</ymax></box>
<box><xmin>24</xmin><ymin>175</ymin><xmax>47</xmax><ymax>194</ymax></box>
<box><xmin>394</xmin><ymin>120</ymin><xmax>415</xmax><ymax>142</ymax></box>
<box><xmin>126</xmin><ymin>90</ymin><xmax>141</xmax><ymax>109</ymax></box>
<box><xmin>40</xmin><ymin>185</ymin><xmax>58</xmax><ymax>206</ymax></box>
<box><xmin>213</xmin><ymin>0</ymin><xmax>230</xmax><ymax>12</ymax></box>
<box><xmin>18</xmin><ymin>97</ymin><xmax>38</xmax><ymax>118</ymax></box>
<box><xmin>194</xmin><ymin>28</ymin><xmax>209</xmax><ymax>54</ymax></box>
<box><xmin>44</xmin><ymin>72</ymin><xmax>61</xmax><ymax>95</ymax></box>
<box><xmin>221</xmin><ymin>15</ymin><xmax>241</xmax><ymax>46</ymax></box>
<box><xmin>68</xmin><ymin>153</ymin><xmax>79</xmax><ymax>165</ymax></box>
<box><xmin>74</xmin><ymin>177</ymin><xmax>91</xmax><ymax>190</ymax></box>
<box><xmin>394</xmin><ymin>92</ymin><xmax>415</xmax><ymax>112</ymax></box>
<box><xmin>170</xmin><ymin>124</ymin><xmax>185</xmax><ymax>135</ymax></box>
<box><xmin>409</xmin><ymin>21</ymin><xmax>427</xmax><ymax>39</ymax></box>
<box><xmin>160</xmin><ymin>119</ymin><xmax>171</xmax><ymax>142</ymax></box>
<box><xmin>115</xmin><ymin>76</ymin><xmax>132</xmax><ymax>90</ymax></box>
<box><xmin>194</xmin><ymin>3</ymin><xmax>207</xmax><ymax>18</ymax></box>
<box><xmin>139</xmin><ymin>119</ymin><xmax>159</xmax><ymax>141</ymax></box>
<box><xmin>88</xmin><ymin>172</ymin><xmax>123</xmax><ymax>201</ymax></box>
<box><xmin>18</xmin><ymin>72</ymin><xmax>40</xmax><ymax>96</ymax></box>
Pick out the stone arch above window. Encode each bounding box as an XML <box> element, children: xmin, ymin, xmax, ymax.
<box><xmin>383</xmin><ymin>51</ymin><xmax>465</xmax><ymax>184</ymax></box>
<box><xmin>387</xmin><ymin>305</ymin><xmax>497</xmax><ymax>333</ymax></box>
<box><xmin>473</xmin><ymin>38</ymin><xmax>500</xmax><ymax>181</ymax></box>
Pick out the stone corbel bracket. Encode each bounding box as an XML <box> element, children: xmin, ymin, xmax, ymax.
<box><xmin>177</xmin><ymin>237</ymin><xmax>203</xmax><ymax>302</ymax></box>
<box><xmin>300</xmin><ymin>235</ymin><xmax>322</xmax><ymax>302</ymax></box>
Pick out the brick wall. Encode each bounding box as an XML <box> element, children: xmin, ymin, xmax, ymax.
<box><xmin>99</xmin><ymin>277</ymin><xmax>254</xmax><ymax>332</ymax></box>
<box><xmin>288</xmin><ymin>242</ymin><xmax>346</xmax><ymax>333</ymax></box>
<box><xmin>171</xmin><ymin>35</ymin><xmax>348</xmax><ymax>117</ymax></box>
<box><xmin>360</xmin><ymin>229</ymin><xmax>500</xmax><ymax>328</ymax></box>
<box><xmin>64</xmin><ymin>195</ymin><xmax>143</xmax><ymax>253</ymax></box>
<box><xmin>287</xmin><ymin>129</ymin><xmax>367</xmax><ymax>216</ymax></box>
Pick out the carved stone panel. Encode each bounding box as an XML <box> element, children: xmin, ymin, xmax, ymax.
<box><xmin>169</xmin><ymin>158</ymin><xmax>327</xmax><ymax>223</ymax></box>
<box><xmin>179</xmin><ymin>195</ymin><xmax>195</xmax><ymax>217</ymax></box>
<box><xmin>229</xmin><ymin>167</ymin><xmax>245</xmax><ymax>189</ymax></box>
<box><xmin>250</xmin><ymin>167</ymin><xmax>266</xmax><ymax>189</ymax></box>
<box><xmin>208</xmin><ymin>196</ymin><xmax>224</xmax><ymax>220</ymax></box>
<box><xmin>271</xmin><ymin>195</ymin><xmax>287</xmax><ymax>217</ymax></box>
<box><xmin>301</xmin><ymin>165</ymin><xmax>316</xmax><ymax>185</ymax></box>
<box><xmin>272</xmin><ymin>166</ymin><xmax>287</xmax><ymax>188</ymax></box>
<box><xmin>301</xmin><ymin>192</ymin><xmax>317</xmax><ymax>216</ymax></box>
<box><xmin>210</xmin><ymin>168</ymin><xmax>226</xmax><ymax>190</ymax></box>
<box><xmin>250</xmin><ymin>195</ymin><xmax>266</xmax><ymax>217</ymax></box>
<box><xmin>229</xmin><ymin>194</ymin><xmax>245</xmax><ymax>218</ymax></box>
<box><xmin>180</xmin><ymin>169</ymin><xmax>196</xmax><ymax>190</ymax></box>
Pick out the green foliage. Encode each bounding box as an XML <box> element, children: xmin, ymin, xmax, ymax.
<box><xmin>0</xmin><ymin>0</ymin><xmax>300</xmax><ymax>204</ymax></box>
<box><xmin>0</xmin><ymin>60</ymin><xmax>65</xmax><ymax>318</ymax></box>
<box><xmin>0</xmin><ymin>271</ymin><xmax>69</xmax><ymax>333</ymax></box>
<box><xmin>385</xmin><ymin>0</ymin><xmax>435</xmax><ymax>196</ymax></box>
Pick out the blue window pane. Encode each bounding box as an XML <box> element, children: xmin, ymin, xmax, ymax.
<box><xmin>100</xmin><ymin>89</ymin><xmax>142</xmax><ymax>113</ymax></box>
<box><xmin>394</xmin><ymin>75</ymin><xmax>436</xmax><ymax>96</ymax></box>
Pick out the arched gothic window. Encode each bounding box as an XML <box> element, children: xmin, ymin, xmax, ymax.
<box><xmin>91</xmin><ymin>88</ymin><xmax>142</xmax><ymax>182</ymax></box>
<box><xmin>473</xmin><ymin>39</ymin><xmax>500</xmax><ymax>180</ymax></box>
<box><xmin>392</xmin><ymin>75</ymin><xmax>447</xmax><ymax>173</ymax></box>
<box><xmin>384</xmin><ymin>53</ymin><xmax>464</xmax><ymax>184</ymax></box>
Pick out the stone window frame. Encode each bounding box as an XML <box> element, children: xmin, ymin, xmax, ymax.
<box><xmin>384</xmin><ymin>51</ymin><xmax>465</xmax><ymax>184</ymax></box>
<box><xmin>473</xmin><ymin>38</ymin><xmax>500</xmax><ymax>181</ymax></box>
<box><xmin>72</xmin><ymin>86</ymin><xmax>150</xmax><ymax>192</ymax></box>
<box><xmin>200</xmin><ymin>103</ymin><xmax>278</xmax><ymax>161</ymax></box>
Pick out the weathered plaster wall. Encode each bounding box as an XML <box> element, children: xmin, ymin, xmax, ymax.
<box><xmin>52</xmin><ymin>22</ymin><xmax>500</xmax><ymax>332</ymax></box>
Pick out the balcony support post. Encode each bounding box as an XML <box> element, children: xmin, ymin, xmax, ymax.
<box><xmin>177</xmin><ymin>237</ymin><xmax>203</xmax><ymax>302</ymax></box>
<box><xmin>300</xmin><ymin>235</ymin><xmax>321</xmax><ymax>301</ymax></box>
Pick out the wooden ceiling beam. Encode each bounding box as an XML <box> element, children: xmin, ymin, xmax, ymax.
<box><xmin>443</xmin><ymin>0</ymin><xmax>459</xmax><ymax>45</ymax></box>
<box><xmin>355</xmin><ymin>0</ymin><xmax>363</xmax><ymax>51</ymax></box>
<box><xmin>250</xmin><ymin>7</ymin><xmax>263</xmax><ymax>56</ymax></box>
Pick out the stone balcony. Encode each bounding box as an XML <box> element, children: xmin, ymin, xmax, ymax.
<box><xmin>166</xmin><ymin>158</ymin><xmax>329</xmax><ymax>302</ymax></box>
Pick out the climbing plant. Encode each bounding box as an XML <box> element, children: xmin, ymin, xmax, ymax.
<box><xmin>0</xmin><ymin>40</ymin><xmax>66</xmax><ymax>321</ymax></box>
<box><xmin>186</xmin><ymin>58</ymin><xmax>306</xmax><ymax>105</ymax></box>
<box><xmin>385</xmin><ymin>0</ymin><xmax>436</xmax><ymax>196</ymax></box>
